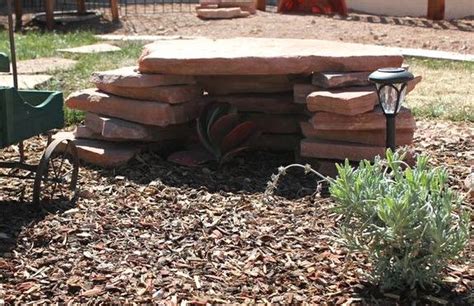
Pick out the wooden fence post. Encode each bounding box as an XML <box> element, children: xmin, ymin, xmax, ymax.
<box><xmin>427</xmin><ymin>0</ymin><xmax>445</xmax><ymax>20</ymax></box>
<box><xmin>45</xmin><ymin>0</ymin><xmax>55</xmax><ymax>30</ymax></box>
<box><xmin>14</xmin><ymin>0</ymin><xmax>23</xmax><ymax>30</ymax></box>
<box><xmin>110</xmin><ymin>0</ymin><xmax>119</xmax><ymax>22</ymax></box>
<box><xmin>76</xmin><ymin>0</ymin><xmax>86</xmax><ymax>15</ymax></box>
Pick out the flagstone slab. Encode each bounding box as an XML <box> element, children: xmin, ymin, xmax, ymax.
<box><xmin>91</xmin><ymin>66</ymin><xmax>196</xmax><ymax>88</ymax></box>
<box><xmin>306</xmin><ymin>88</ymin><xmax>377</xmax><ymax>116</ymax></box>
<box><xmin>0</xmin><ymin>74</ymin><xmax>52</xmax><ymax>89</ymax></box>
<box><xmin>310</xmin><ymin>107</ymin><xmax>416</xmax><ymax>131</ymax></box>
<box><xmin>53</xmin><ymin>132</ymin><xmax>138</xmax><ymax>168</ymax></box>
<box><xmin>300</xmin><ymin>122</ymin><xmax>414</xmax><ymax>146</ymax></box>
<box><xmin>300</xmin><ymin>138</ymin><xmax>386</xmax><ymax>161</ymax></box>
<box><xmin>16</xmin><ymin>57</ymin><xmax>77</xmax><ymax>74</ymax></box>
<box><xmin>58</xmin><ymin>43</ymin><xmax>121</xmax><ymax>54</ymax></box>
<box><xmin>312</xmin><ymin>71</ymin><xmax>371</xmax><ymax>88</ymax></box>
<box><xmin>95</xmin><ymin>83</ymin><xmax>202</xmax><ymax>104</ymax></box>
<box><xmin>65</xmin><ymin>89</ymin><xmax>203</xmax><ymax>126</ymax></box>
<box><xmin>84</xmin><ymin>112</ymin><xmax>191</xmax><ymax>141</ymax></box>
<box><xmin>197</xmin><ymin>7</ymin><xmax>250</xmax><ymax>19</ymax></box>
<box><xmin>197</xmin><ymin>75</ymin><xmax>300</xmax><ymax>95</ymax></box>
<box><xmin>213</xmin><ymin>93</ymin><xmax>305</xmax><ymax>114</ymax></box>
<box><xmin>138</xmin><ymin>38</ymin><xmax>404</xmax><ymax>75</ymax></box>
<box><xmin>294</xmin><ymin>83</ymin><xmax>321</xmax><ymax>104</ymax></box>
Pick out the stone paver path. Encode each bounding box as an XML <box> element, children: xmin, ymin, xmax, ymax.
<box><xmin>16</xmin><ymin>57</ymin><xmax>77</xmax><ymax>74</ymax></box>
<box><xmin>0</xmin><ymin>74</ymin><xmax>52</xmax><ymax>89</ymax></box>
<box><xmin>58</xmin><ymin>43</ymin><xmax>121</xmax><ymax>54</ymax></box>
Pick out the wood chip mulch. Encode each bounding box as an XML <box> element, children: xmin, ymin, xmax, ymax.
<box><xmin>0</xmin><ymin>119</ymin><xmax>472</xmax><ymax>304</ymax></box>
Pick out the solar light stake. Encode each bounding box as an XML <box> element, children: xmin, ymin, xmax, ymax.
<box><xmin>369</xmin><ymin>67</ymin><xmax>414</xmax><ymax>152</ymax></box>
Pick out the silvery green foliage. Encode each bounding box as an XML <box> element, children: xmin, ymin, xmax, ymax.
<box><xmin>330</xmin><ymin>150</ymin><xmax>470</xmax><ymax>290</ymax></box>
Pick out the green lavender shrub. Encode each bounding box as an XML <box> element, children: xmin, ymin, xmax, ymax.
<box><xmin>330</xmin><ymin>150</ymin><xmax>470</xmax><ymax>290</ymax></box>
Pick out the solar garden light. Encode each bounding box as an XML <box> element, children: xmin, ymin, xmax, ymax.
<box><xmin>369</xmin><ymin>67</ymin><xmax>414</xmax><ymax>152</ymax></box>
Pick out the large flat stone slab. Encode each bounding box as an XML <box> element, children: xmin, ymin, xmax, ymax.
<box><xmin>84</xmin><ymin>112</ymin><xmax>191</xmax><ymax>141</ymax></box>
<box><xmin>197</xmin><ymin>75</ymin><xmax>300</xmax><ymax>95</ymax></box>
<box><xmin>65</xmin><ymin>89</ymin><xmax>203</xmax><ymax>127</ymax></box>
<box><xmin>0</xmin><ymin>74</ymin><xmax>52</xmax><ymax>89</ymax></box>
<box><xmin>212</xmin><ymin>93</ymin><xmax>305</xmax><ymax>114</ymax></box>
<box><xmin>300</xmin><ymin>122</ymin><xmax>414</xmax><ymax>146</ymax></box>
<box><xmin>306</xmin><ymin>88</ymin><xmax>377</xmax><ymax>116</ymax></box>
<box><xmin>95</xmin><ymin>83</ymin><xmax>202</xmax><ymax>104</ymax></box>
<box><xmin>312</xmin><ymin>71</ymin><xmax>371</xmax><ymax>89</ymax></box>
<box><xmin>138</xmin><ymin>38</ymin><xmax>403</xmax><ymax>75</ymax></box>
<box><xmin>58</xmin><ymin>43</ymin><xmax>121</xmax><ymax>54</ymax></box>
<box><xmin>294</xmin><ymin>83</ymin><xmax>321</xmax><ymax>104</ymax></box>
<box><xmin>53</xmin><ymin>132</ymin><xmax>138</xmax><ymax>168</ymax></box>
<box><xmin>16</xmin><ymin>57</ymin><xmax>77</xmax><ymax>74</ymax></box>
<box><xmin>197</xmin><ymin>7</ymin><xmax>250</xmax><ymax>19</ymax></box>
<box><xmin>300</xmin><ymin>139</ymin><xmax>385</xmax><ymax>161</ymax></box>
<box><xmin>310</xmin><ymin>107</ymin><xmax>416</xmax><ymax>131</ymax></box>
<box><xmin>91</xmin><ymin>66</ymin><xmax>196</xmax><ymax>88</ymax></box>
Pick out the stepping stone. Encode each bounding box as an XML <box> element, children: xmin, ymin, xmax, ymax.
<box><xmin>0</xmin><ymin>74</ymin><xmax>52</xmax><ymax>89</ymax></box>
<box><xmin>84</xmin><ymin>112</ymin><xmax>191</xmax><ymax>141</ymax></box>
<box><xmin>310</xmin><ymin>107</ymin><xmax>416</xmax><ymax>131</ymax></box>
<box><xmin>95</xmin><ymin>82</ymin><xmax>202</xmax><ymax>104</ymax></box>
<box><xmin>74</xmin><ymin>125</ymin><xmax>122</xmax><ymax>142</ymax></box>
<box><xmin>251</xmin><ymin>134</ymin><xmax>301</xmax><ymax>151</ymax></box>
<box><xmin>241</xmin><ymin>113</ymin><xmax>306</xmax><ymax>134</ymax></box>
<box><xmin>53</xmin><ymin>132</ymin><xmax>138</xmax><ymax>168</ymax></box>
<box><xmin>300</xmin><ymin>122</ymin><xmax>414</xmax><ymax>146</ymax></box>
<box><xmin>65</xmin><ymin>89</ymin><xmax>204</xmax><ymax>127</ymax></box>
<box><xmin>91</xmin><ymin>66</ymin><xmax>196</xmax><ymax>88</ymax></box>
<box><xmin>300</xmin><ymin>138</ymin><xmax>386</xmax><ymax>161</ymax></box>
<box><xmin>138</xmin><ymin>38</ymin><xmax>403</xmax><ymax>75</ymax></box>
<box><xmin>312</xmin><ymin>71</ymin><xmax>371</xmax><ymax>89</ymax></box>
<box><xmin>216</xmin><ymin>0</ymin><xmax>257</xmax><ymax>13</ymax></box>
<box><xmin>197</xmin><ymin>7</ymin><xmax>250</xmax><ymax>19</ymax></box>
<box><xmin>306</xmin><ymin>88</ymin><xmax>378</xmax><ymax>116</ymax></box>
<box><xmin>197</xmin><ymin>75</ymin><xmax>299</xmax><ymax>95</ymax></box>
<box><xmin>16</xmin><ymin>57</ymin><xmax>77</xmax><ymax>74</ymax></box>
<box><xmin>58</xmin><ymin>43</ymin><xmax>121</xmax><ymax>54</ymax></box>
<box><xmin>213</xmin><ymin>93</ymin><xmax>305</xmax><ymax>114</ymax></box>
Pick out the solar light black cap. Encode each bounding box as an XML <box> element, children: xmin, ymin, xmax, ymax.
<box><xmin>368</xmin><ymin>67</ymin><xmax>414</xmax><ymax>84</ymax></box>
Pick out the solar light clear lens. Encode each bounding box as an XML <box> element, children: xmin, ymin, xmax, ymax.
<box><xmin>376</xmin><ymin>84</ymin><xmax>406</xmax><ymax>114</ymax></box>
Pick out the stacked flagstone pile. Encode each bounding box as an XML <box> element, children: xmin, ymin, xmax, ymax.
<box><xmin>196</xmin><ymin>0</ymin><xmax>256</xmax><ymax>19</ymax></box>
<box><xmin>295</xmin><ymin>71</ymin><xmax>421</xmax><ymax>163</ymax></box>
<box><xmin>64</xmin><ymin>67</ymin><xmax>204</xmax><ymax>167</ymax></box>
<box><xmin>64</xmin><ymin>37</ymin><xmax>420</xmax><ymax>168</ymax></box>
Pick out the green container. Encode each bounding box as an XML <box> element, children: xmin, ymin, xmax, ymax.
<box><xmin>0</xmin><ymin>87</ymin><xmax>64</xmax><ymax>148</ymax></box>
<box><xmin>0</xmin><ymin>53</ymin><xmax>10</xmax><ymax>73</ymax></box>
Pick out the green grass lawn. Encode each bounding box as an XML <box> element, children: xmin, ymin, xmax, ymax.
<box><xmin>0</xmin><ymin>30</ymin><xmax>472</xmax><ymax>124</ymax></box>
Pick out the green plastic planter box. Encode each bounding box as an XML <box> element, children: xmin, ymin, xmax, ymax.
<box><xmin>0</xmin><ymin>53</ymin><xmax>10</xmax><ymax>73</ymax></box>
<box><xmin>0</xmin><ymin>87</ymin><xmax>64</xmax><ymax>148</ymax></box>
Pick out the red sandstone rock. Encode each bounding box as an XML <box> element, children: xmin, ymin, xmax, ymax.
<box><xmin>84</xmin><ymin>112</ymin><xmax>190</xmax><ymax>141</ymax></box>
<box><xmin>312</xmin><ymin>71</ymin><xmax>371</xmax><ymax>88</ymax></box>
<box><xmin>139</xmin><ymin>38</ymin><xmax>403</xmax><ymax>75</ymax></box>
<box><xmin>95</xmin><ymin>83</ymin><xmax>202</xmax><ymax>104</ymax></box>
<box><xmin>53</xmin><ymin>132</ymin><xmax>139</xmax><ymax>168</ymax></box>
<box><xmin>212</xmin><ymin>93</ymin><xmax>305</xmax><ymax>114</ymax></box>
<box><xmin>294</xmin><ymin>83</ymin><xmax>321</xmax><ymax>104</ymax></box>
<box><xmin>65</xmin><ymin>89</ymin><xmax>203</xmax><ymax>127</ymax></box>
<box><xmin>310</xmin><ymin>107</ymin><xmax>416</xmax><ymax>131</ymax></box>
<box><xmin>300</xmin><ymin>138</ymin><xmax>386</xmax><ymax>161</ymax></box>
<box><xmin>242</xmin><ymin>113</ymin><xmax>305</xmax><ymax>134</ymax></box>
<box><xmin>197</xmin><ymin>7</ymin><xmax>249</xmax><ymax>19</ymax></box>
<box><xmin>300</xmin><ymin>122</ymin><xmax>414</xmax><ymax>146</ymax></box>
<box><xmin>197</xmin><ymin>75</ymin><xmax>300</xmax><ymax>95</ymax></box>
<box><xmin>306</xmin><ymin>89</ymin><xmax>377</xmax><ymax>115</ymax></box>
<box><xmin>217</xmin><ymin>0</ymin><xmax>257</xmax><ymax>13</ymax></box>
<box><xmin>90</xmin><ymin>66</ymin><xmax>195</xmax><ymax>88</ymax></box>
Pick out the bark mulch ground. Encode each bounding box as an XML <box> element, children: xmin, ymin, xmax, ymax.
<box><xmin>0</xmin><ymin>119</ymin><xmax>472</xmax><ymax>304</ymax></box>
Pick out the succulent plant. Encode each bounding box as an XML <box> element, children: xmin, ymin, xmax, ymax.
<box><xmin>168</xmin><ymin>102</ymin><xmax>259</xmax><ymax>167</ymax></box>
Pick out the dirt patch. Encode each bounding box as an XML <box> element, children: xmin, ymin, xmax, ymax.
<box><xmin>0</xmin><ymin>119</ymin><xmax>472</xmax><ymax>304</ymax></box>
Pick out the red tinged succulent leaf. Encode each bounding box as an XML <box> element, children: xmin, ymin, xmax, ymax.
<box><xmin>220</xmin><ymin>146</ymin><xmax>253</xmax><ymax>165</ymax></box>
<box><xmin>220</xmin><ymin>121</ymin><xmax>258</xmax><ymax>154</ymax></box>
<box><xmin>209</xmin><ymin>113</ymin><xmax>239</xmax><ymax>146</ymax></box>
<box><xmin>167</xmin><ymin>149</ymin><xmax>214</xmax><ymax>167</ymax></box>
